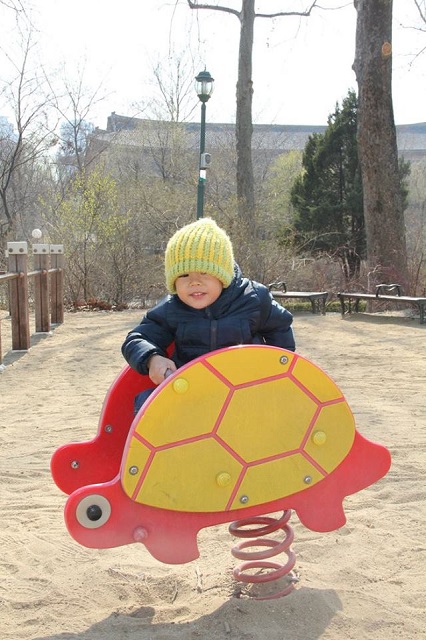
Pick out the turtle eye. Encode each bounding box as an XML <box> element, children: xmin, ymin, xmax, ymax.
<box><xmin>75</xmin><ymin>494</ymin><xmax>111</xmax><ymax>529</ymax></box>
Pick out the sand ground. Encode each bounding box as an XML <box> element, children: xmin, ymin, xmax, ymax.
<box><xmin>0</xmin><ymin>309</ymin><xmax>425</xmax><ymax>639</ymax></box>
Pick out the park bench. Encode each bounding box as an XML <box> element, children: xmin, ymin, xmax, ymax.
<box><xmin>337</xmin><ymin>284</ymin><xmax>426</xmax><ymax>324</ymax></box>
<box><xmin>268</xmin><ymin>282</ymin><xmax>328</xmax><ymax>315</ymax></box>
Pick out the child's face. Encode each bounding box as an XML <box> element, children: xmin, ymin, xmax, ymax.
<box><xmin>175</xmin><ymin>272</ymin><xmax>223</xmax><ymax>309</ymax></box>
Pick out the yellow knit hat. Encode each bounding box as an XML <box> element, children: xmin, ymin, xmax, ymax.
<box><xmin>165</xmin><ymin>218</ymin><xmax>235</xmax><ymax>293</ymax></box>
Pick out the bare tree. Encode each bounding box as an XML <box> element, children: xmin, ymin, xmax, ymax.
<box><xmin>353</xmin><ymin>0</ymin><xmax>409</xmax><ymax>290</ymax></box>
<box><xmin>0</xmin><ymin>25</ymin><xmax>56</xmax><ymax>240</ymax></box>
<box><xmin>147</xmin><ymin>53</ymin><xmax>201</xmax><ymax>123</ymax></box>
<box><xmin>131</xmin><ymin>52</ymin><xmax>202</xmax><ymax>184</ymax></box>
<box><xmin>46</xmin><ymin>64</ymin><xmax>107</xmax><ymax>178</ymax></box>
<box><xmin>94</xmin><ymin>54</ymin><xmax>202</xmax><ymax>188</ymax></box>
<box><xmin>187</xmin><ymin>0</ymin><xmax>319</xmax><ymax>226</ymax></box>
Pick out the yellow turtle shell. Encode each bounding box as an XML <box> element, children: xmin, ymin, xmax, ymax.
<box><xmin>121</xmin><ymin>345</ymin><xmax>355</xmax><ymax>513</ymax></box>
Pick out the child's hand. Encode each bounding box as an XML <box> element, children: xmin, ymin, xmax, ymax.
<box><xmin>147</xmin><ymin>355</ymin><xmax>177</xmax><ymax>385</ymax></box>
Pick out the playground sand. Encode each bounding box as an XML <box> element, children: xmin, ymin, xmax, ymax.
<box><xmin>0</xmin><ymin>309</ymin><xmax>425</xmax><ymax>640</ymax></box>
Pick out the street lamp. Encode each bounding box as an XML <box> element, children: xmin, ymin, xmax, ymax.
<box><xmin>195</xmin><ymin>69</ymin><xmax>214</xmax><ymax>219</ymax></box>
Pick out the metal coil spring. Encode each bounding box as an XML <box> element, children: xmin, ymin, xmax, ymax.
<box><xmin>229</xmin><ymin>510</ymin><xmax>297</xmax><ymax>599</ymax></box>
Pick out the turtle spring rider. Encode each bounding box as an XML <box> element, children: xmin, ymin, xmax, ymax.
<box><xmin>51</xmin><ymin>345</ymin><xmax>391</xmax><ymax>599</ymax></box>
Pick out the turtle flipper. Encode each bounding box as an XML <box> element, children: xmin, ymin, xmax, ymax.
<box><xmin>51</xmin><ymin>438</ymin><xmax>124</xmax><ymax>495</ymax></box>
<box><xmin>51</xmin><ymin>364</ymin><xmax>151</xmax><ymax>494</ymax></box>
<box><xmin>291</xmin><ymin>431</ymin><xmax>391</xmax><ymax>532</ymax></box>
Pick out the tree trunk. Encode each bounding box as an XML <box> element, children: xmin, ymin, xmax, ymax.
<box><xmin>236</xmin><ymin>0</ymin><xmax>256</xmax><ymax>225</ymax></box>
<box><xmin>353</xmin><ymin>0</ymin><xmax>409</xmax><ymax>291</ymax></box>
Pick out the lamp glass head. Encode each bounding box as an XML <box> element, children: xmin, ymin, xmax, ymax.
<box><xmin>195</xmin><ymin>70</ymin><xmax>214</xmax><ymax>102</ymax></box>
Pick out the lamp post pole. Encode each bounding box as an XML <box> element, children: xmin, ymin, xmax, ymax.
<box><xmin>197</xmin><ymin>101</ymin><xmax>207</xmax><ymax>219</ymax></box>
<box><xmin>195</xmin><ymin>70</ymin><xmax>214</xmax><ymax>219</ymax></box>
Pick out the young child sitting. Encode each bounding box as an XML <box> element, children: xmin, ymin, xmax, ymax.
<box><xmin>121</xmin><ymin>217</ymin><xmax>296</xmax><ymax>414</ymax></box>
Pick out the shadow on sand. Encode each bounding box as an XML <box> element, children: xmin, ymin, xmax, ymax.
<box><xmin>34</xmin><ymin>586</ymin><xmax>342</xmax><ymax>640</ymax></box>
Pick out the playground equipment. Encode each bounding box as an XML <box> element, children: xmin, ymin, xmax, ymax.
<box><xmin>51</xmin><ymin>345</ymin><xmax>391</xmax><ymax>599</ymax></box>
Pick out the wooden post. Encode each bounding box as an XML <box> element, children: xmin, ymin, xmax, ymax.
<box><xmin>7</xmin><ymin>242</ymin><xmax>30</xmax><ymax>351</ymax></box>
<box><xmin>33</xmin><ymin>243</ymin><xmax>51</xmax><ymax>333</ymax></box>
<box><xmin>50</xmin><ymin>244</ymin><xmax>64</xmax><ymax>325</ymax></box>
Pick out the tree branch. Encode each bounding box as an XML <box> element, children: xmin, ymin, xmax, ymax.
<box><xmin>413</xmin><ymin>0</ymin><xmax>426</xmax><ymax>26</ymax></box>
<box><xmin>187</xmin><ymin>0</ymin><xmax>322</xmax><ymax>20</ymax></box>
<box><xmin>187</xmin><ymin>0</ymin><xmax>240</xmax><ymax>19</ymax></box>
<box><xmin>255</xmin><ymin>1</ymin><xmax>320</xmax><ymax>19</ymax></box>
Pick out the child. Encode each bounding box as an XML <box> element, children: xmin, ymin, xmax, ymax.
<box><xmin>122</xmin><ymin>217</ymin><xmax>295</xmax><ymax>414</ymax></box>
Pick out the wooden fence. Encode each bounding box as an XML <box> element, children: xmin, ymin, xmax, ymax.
<box><xmin>0</xmin><ymin>242</ymin><xmax>64</xmax><ymax>365</ymax></box>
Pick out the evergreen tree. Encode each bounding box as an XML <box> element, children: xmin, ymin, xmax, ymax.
<box><xmin>287</xmin><ymin>89</ymin><xmax>410</xmax><ymax>284</ymax></box>
<box><xmin>289</xmin><ymin>90</ymin><xmax>365</xmax><ymax>281</ymax></box>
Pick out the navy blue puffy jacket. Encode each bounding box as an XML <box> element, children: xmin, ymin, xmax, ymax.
<box><xmin>122</xmin><ymin>264</ymin><xmax>295</xmax><ymax>375</ymax></box>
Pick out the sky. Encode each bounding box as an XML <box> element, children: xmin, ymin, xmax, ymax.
<box><xmin>1</xmin><ymin>0</ymin><xmax>425</xmax><ymax>129</ymax></box>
